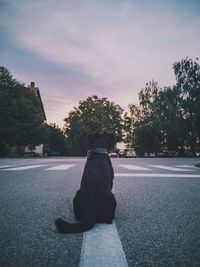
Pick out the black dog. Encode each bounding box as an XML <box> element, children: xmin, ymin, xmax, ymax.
<box><xmin>55</xmin><ymin>130</ymin><xmax>117</xmax><ymax>234</ymax></box>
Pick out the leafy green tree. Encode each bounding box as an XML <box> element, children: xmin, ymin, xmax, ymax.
<box><xmin>129</xmin><ymin>57</ymin><xmax>200</xmax><ymax>155</ymax></box>
<box><xmin>123</xmin><ymin>104</ymin><xmax>142</xmax><ymax>147</ymax></box>
<box><xmin>173</xmin><ymin>57</ymin><xmax>200</xmax><ymax>154</ymax></box>
<box><xmin>64</xmin><ymin>95</ymin><xmax>124</xmax><ymax>156</ymax></box>
<box><xmin>155</xmin><ymin>86</ymin><xmax>185</xmax><ymax>152</ymax></box>
<box><xmin>125</xmin><ymin>57</ymin><xmax>200</xmax><ymax>156</ymax></box>
<box><xmin>136</xmin><ymin>81</ymin><xmax>162</xmax><ymax>153</ymax></box>
<box><xmin>134</xmin><ymin>125</ymin><xmax>161</xmax><ymax>156</ymax></box>
<box><xmin>0</xmin><ymin>66</ymin><xmax>46</xmax><ymax>154</ymax></box>
<box><xmin>44</xmin><ymin>124</ymin><xmax>68</xmax><ymax>156</ymax></box>
<box><xmin>131</xmin><ymin>81</ymin><xmax>183</xmax><ymax>154</ymax></box>
<box><xmin>138</xmin><ymin>80</ymin><xmax>160</xmax><ymax>125</ymax></box>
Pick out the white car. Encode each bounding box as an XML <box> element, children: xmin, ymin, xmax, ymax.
<box><xmin>125</xmin><ymin>148</ymin><xmax>136</xmax><ymax>158</ymax></box>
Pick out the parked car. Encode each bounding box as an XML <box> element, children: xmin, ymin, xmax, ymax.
<box><xmin>118</xmin><ymin>149</ymin><xmax>126</xmax><ymax>158</ymax></box>
<box><xmin>143</xmin><ymin>152</ymin><xmax>156</xmax><ymax>158</ymax></box>
<box><xmin>157</xmin><ymin>151</ymin><xmax>173</xmax><ymax>158</ymax></box>
<box><xmin>149</xmin><ymin>152</ymin><xmax>156</xmax><ymax>158</ymax></box>
<box><xmin>125</xmin><ymin>148</ymin><xmax>136</xmax><ymax>158</ymax></box>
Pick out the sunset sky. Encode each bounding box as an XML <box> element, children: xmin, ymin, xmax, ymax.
<box><xmin>1</xmin><ymin>0</ymin><xmax>200</xmax><ymax>127</ymax></box>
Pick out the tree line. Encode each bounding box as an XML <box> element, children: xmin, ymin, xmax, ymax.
<box><xmin>125</xmin><ymin>57</ymin><xmax>200</xmax><ymax>156</ymax></box>
<box><xmin>0</xmin><ymin>67</ymin><xmax>66</xmax><ymax>156</ymax></box>
<box><xmin>0</xmin><ymin>57</ymin><xmax>200</xmax><ymax>157</ymax></box>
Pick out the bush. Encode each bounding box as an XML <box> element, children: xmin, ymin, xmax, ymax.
<box><xmin>0</xmin><ymin>142</ymin><xmax>9</xmax><ymax>156</ymax></box>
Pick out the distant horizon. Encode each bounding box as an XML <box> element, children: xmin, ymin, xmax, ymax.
<box><xmin>1</xmin><ymin>0</ymin><xmax>199</xmax><ymax>127</ymax></box>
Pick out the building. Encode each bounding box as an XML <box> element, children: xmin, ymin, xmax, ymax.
<box><xmin>28</xmin><ymin>82</ymin><xmax>46</xmax><ymax>121</ymax></box>
<box><xmin>24</xmin><ymin>82</ymin><xmax>47</xmax><ymax>157</ymax></box>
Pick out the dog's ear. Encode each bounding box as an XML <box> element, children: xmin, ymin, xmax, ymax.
<box><xmin>106</xmin><ymin>132</ymin><xmax>116</xmax><ymax>151</ymax></box>
<box><xmin>87</xmin><ymin>133</ymin><xmax>95</xmax><ymax>149</ymax></box>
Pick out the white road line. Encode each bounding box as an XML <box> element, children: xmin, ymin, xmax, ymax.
<box><xmin>120</xmin><ymin>164</ymin><xmax>151</xmax><ymax>171</ymax></box>
<box><xmin>79</xmin><ymin>222</ymin><xmax>128</xmax><ymax>267</ymax></box>
<box><xmin>149</xmin><ymin>165</ymin><xmax>193</xmax><ymax>172</ymax></box>
<box><xmin>115</xmin><ymin>173</ymin><xmax>200</xmax><ymax>178</ymax></box>
<box><xmin>2</xmin><ymin>164</ymin><xmax>46</xmax><ymax>171</ymax></box>
<box><xmin>45</xmin><ymin>164</ymin><xmax>75</xmax><ymax>170</ymax></box>
<box><xmin>0</xmin><ymin>165</ymin><xmax>15</xmax><ymax>169</ymax></box>
<box><xmin>175</xmin><ymin>165</ymin><xmax>195</xmax><ymax>168</ymax></box>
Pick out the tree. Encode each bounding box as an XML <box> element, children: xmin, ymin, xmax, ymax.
<box><xmin>134</xmin><ymin>125</ymin><xmax>161</xmax><ymax>156</ymax></box>
<box><xmin>136</xmin><ymin>81</ymin><xmax>162</xmax><ymax>154</ymax></box>
<box><xmin>44</xmin><ymin>124</ymin><xmax>68</xmax><ymax>156</ymax></box>
<box><xmin>64</xmin><ymin>95</ymin><xmax>124</xmax><ymax>156</ymax></box>
<box><xmin>130</xmin><ymin>81</ymin><xmax>183</xmax><ymax>154</ymax></box>
<box><xmin>173</xmin><ymin>57</ymin><xmax>200</xmax><ymax>154</ymax></box>
<box><xmin>0</xmin><ymin>66</ymin><xmax>46</xmax><ymax>154</ymax></box>
<box><xmin>123</xmin><ymin>104</ymin><xmax>142</xmax><ymax>147</ymax></box>
<box><xmin>138</xmin><ymin>80</ymin><xmax>160</xmax><ymax>125</ymax></box>
<box><xmin>155</xmin><ymin>86</ymin><xmax>185</xmax><ymax>152</ymax></box>
<box><xmin>123</xmin><ymin>57</ymin><xmax>200</xmax><ymax>156</ymax></box>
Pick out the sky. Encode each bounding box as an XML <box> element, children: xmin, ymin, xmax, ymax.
<box><xmin>0</xmin><ymin>0</ymin><xmax>200</xmax><ymax>128</ymax></box>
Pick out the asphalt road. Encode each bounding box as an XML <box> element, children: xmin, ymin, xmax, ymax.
<box><xmin>0</xmin><ymin>157</ymin><xmax>200</xmax><ymax>267</ymax></box>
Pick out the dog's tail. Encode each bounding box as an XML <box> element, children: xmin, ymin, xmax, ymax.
<box><xmin>55</xmin><ymin>218</ymin><xmax>95</xmax><ymax>234</ymax></box>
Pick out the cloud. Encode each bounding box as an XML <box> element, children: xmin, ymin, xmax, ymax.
<box><xmin>1</xmin><ymin>0</ymin><xmax>200</xmax><ymax>127</ymax></box>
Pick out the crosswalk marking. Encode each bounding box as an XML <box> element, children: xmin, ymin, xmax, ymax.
<box><xmin>0</xmin><ymin>165</ymin><xmax>14</xmax><ymax>169</ymax></box>
<box><xmin>120</xmin><ymin>164</ymin><xmax>151</xmax><ymax>171</ymax></box>
<box><xmin>2</xmin><ymin>164</ymin><xmax>46</xmax><ymax>171</ymax></box>
<box><xmin>0</xmin><ymin>163</ymin><xmax>199</xmax><ymax>174</ymax></box>
<box><xmin>148</xmin><ymin>165</ymin><xmax>193</xmax><ymax>172</ymax></box>
<box><xmin>175</xmin><ymin>165</ymin><xmax>195</xmax><ymax>168</ymax></box>
<box><xmin>115</xmin><ymin>173</ymin><xmax>200</xmax><ymax>178</ymax></box>
<box><xmin>45</xmin><ymin>164</ymin><xmax>75</xmax><ymax>170</ymax></box>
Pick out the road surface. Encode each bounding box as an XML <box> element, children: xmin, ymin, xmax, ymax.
<box><xmin>0</xmin><ymin>157</ymin><xmax>200</xmax><ymax>267</ymax></box>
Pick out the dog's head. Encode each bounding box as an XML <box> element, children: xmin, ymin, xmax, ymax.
<box><xmin>87</xmin><ymin>130</ymin><xmax>116</xmax><ymax>151</ymax></box>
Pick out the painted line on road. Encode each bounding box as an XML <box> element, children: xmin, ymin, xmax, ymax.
<box><xmin>79</xmin><ymin>222</ymin><xmax>128</xmax><ymax>267</ymax></box>
<box><xmin>120</xmin><ymin>164</ymin><xmax>151</xmax><ymax>171</ymax></box>
<box><xmin>115</xmin><ymin>173</ymin><xmax>200</xmax><ymax>178</ymax></box>
<box><xmin>175</xmin><ymin>165</ymin><xmax>196</xmax><ymax>168</ymax></box>
<box><xmin>45</xmin><ymin>164</ymin><xmax>75</xmax><ymax>170</ymax></box>
<box><xmin>148</xmin><ymin>165</ymin><xmax>193</xmax><ymax>172</ymax></box>
<box><xmin>0</xmin><ymin>165</ymin><xmax>16</xmax><ymax>169</ymax></box>
<box><xmin>40</xmin><ymin>158</ymin><xmax>86</xmax><ymax>162</ymax></box>
<box><xmin>2</xmin><ymin>164</ymin><xmax>46</xmax><ymax>171</ymax></box>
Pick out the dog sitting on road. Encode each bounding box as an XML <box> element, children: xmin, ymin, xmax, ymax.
<box><xmin>55</xmin><ymin>130</ymin><xmax>117</xmax><ymax>234</ymax></box>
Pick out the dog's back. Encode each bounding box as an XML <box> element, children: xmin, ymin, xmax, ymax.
<box><xmin>80</xmin><ymin>152</ymin><xmax>114</xmax><ymax>192</ymax></box>
<box><xmin>55</xmin><ymin>130</ymin><xmax>117</xmax><ymax>234</ymax></box>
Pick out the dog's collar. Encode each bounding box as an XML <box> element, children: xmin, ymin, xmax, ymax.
<box><xmin>94</xmin><ymin>148</ymin><xmax>108</xmax><ymax>154</ymax></box>
<box><xmin>87</xmin><ymin>148</ymin><xmax>108</xmax><ymax>156</ymax></box>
